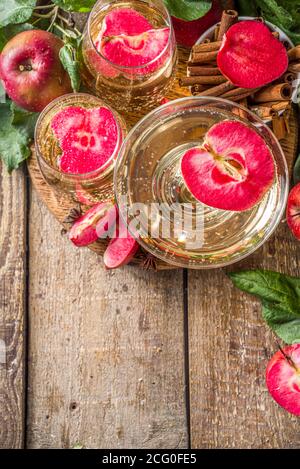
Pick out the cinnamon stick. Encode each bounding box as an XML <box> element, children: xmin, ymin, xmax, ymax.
<box><xmin>188</xmin><ymin>65</ymin><xmax>221</xmax><ymax>76</ymax></box>
<box><xmin>193</xmin><ymin>80</ymin><xmax>235</xmax><ymax>97</ymax></box>
<box><xmin>288</xmin><ymin>62</ymin><xmax>300</xmax><ymax>73</ymax></box>
<box><xmin>271</xmin><ymin>101</ymin><xmax>291</xmax><ymax>112</ymax></box>
<box><xmin>192</xmin><ymin>41</ymin><xmax>222</xmax><ymax>53</ymax></box>
<box><xmin>191</xmin><ymin>85</ymin><xmax>210</xmax><ymax>95</ymax></box>
<box><xmin>214</xmin><ymin>23</ymin><xmax>220</xmax><ymax>41</ymax></box>
<box><xmin>191</xmin><ymin>50</ymin><xmax>218</xmax><ymax>64</ymax></box>
<box><xmin>250</xmin><ymin>101</ymin><xmax>290</xmax><ymax>119</ymax></box>
<box><xmin>252</xmin><ymin>83</ymin><xmax>292</xmax><ymax>103</ymax></box>
<box><xmin>288</xmin><ymin>45</ymin><xmax>300</xmax><ymax>61</ymax></box>
<box><xmin>223</xmin><ymin>91</ymin><xmax>259</xmax><ymax>102</ymax></box>
<box><xmin>180</xmin><ymin>75</ymin><xmax>226</xmax><ymax>87</ymax></box>
<box><xmin>222</xmin><ymin>87</ymin><xmax>260</xmax><ymax>98</ymax></box>
<box><xmin>272</xmin><ymin>113</ymin><xmax>289</xmax><ymax>140</ymax></box>
<box><xmin>283</xmin><ymin>72</ymin><xmax>297</xmax><ymax>84</ymax></box>
<box><xmin>217</xmin><ymin>10</ymin><xmax>238</xmax><ymax>40</ymax></box>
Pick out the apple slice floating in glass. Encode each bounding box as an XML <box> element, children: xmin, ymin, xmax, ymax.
<box><xmin>181</xmin><ymin>120</ymin><xmax>275</xmax><ymax>212</ymax></box>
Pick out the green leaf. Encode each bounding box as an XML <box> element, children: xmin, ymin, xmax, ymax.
<box><xmin>228</xmin><ymin>270</ymin><xmax>300</xmax><ymax>344</ymax></box>
<box><xmin>59</xmin><ymin>41</ymin><xmax>81</xmax><ymax>92</ymax></box>
<box><xmin>0</xmin><ymin>0</ymin><xmax>36</xmax><ymax>28</ymax></box>
<box><xmin>0</xmin><ymin>22</ymin><xmax>34</xmax><ymax>51</ymax></box>
<box><xmin>11</xmin><ymin>101</ymin><xmax>38</xmax><ymax>138</ymax></box>
<box><xmin>257</xmin><ymin>0</ymin><xmax>294</xmax><ymax>30</ymax></box>
<box><xmin>293</xmin><ymin>154</ymin><xmax>300</xmax><ymax>185</ymax></box>
<box><xmin>0</xmin><ymin>102</ymin><xmax>31</xmax><ymax>173</ymax></box>
<box><xmin>237</xmin><ymin>0</ymin><xmax>300</xmax><ymax>45</ymax></box>
<box><xmin>262</xmin><ymin>301</ymin><xmax>300</xmax><ymax>344</ymax></box>
<box><xmin>0</xmin><ymin>80</ymin><xmax>5</xmax><ymax>104</ymax></box>
<box><xmin>52</xmin><ymin>0</ymin><xmax>95</xmax><ymax>13</ymax></box>
<box><xmin>164</xmin><ymin>0</ymin><xmax>212</xmax><ymax>21</ymax></box>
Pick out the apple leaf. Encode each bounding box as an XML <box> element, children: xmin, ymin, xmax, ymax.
<box><xmin>262</xmin><ymin>301</ymin><xmax>300</xmax><ymax>344</ymax></box>
<box><xmin>52</xmin><ymin>0</ymin><xmax>95</xmax><ymax>13</ymax></box>
<box><xmin>11</xmin><ymin>101</ymin><xmax>38</xmax><ymax>138</ymax></box>
<box><xmin>0</xmin><ymin>102</ymin><xmax>32</xmax><ymax>173</ymax></box>
<box><xmin>163</xmin><ymin>0</ymin><xmax>212</xmax><ymax>21</ymax></box>
<box><xmin>0</xmin><ymin>22</ymin><xmax>34</xmax><ymax>51</ymax></box>
<box><xmin>59</xmin><ymin>38</ymin><xmax>81</xmax><ymax>92</ymax></box>
<box><xmin>228</xmin><ymin>270</ymin><xmax>300</xmax><ymax>344</ymax></box>
<box><xmin>0</xmin><ymin>0</ymin><xmax>36</xmax><ymax>28</ymax></box>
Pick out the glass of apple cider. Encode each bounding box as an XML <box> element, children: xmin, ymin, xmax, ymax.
<box><xmin>114</xmin><ymin>96</ymin><xmax>289</xmax><ymax>269</ymax></box>
<box><xmin>35</xmin><ymin>93</ymin><xmax>126</xmax><ymax>205</ymax></box>
<box><xmin>81</xmin><ymin>0</ymin><xmax>178</xmax><ymax>114</ymax></box>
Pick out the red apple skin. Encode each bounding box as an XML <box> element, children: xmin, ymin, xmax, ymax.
<box><xmin>0</xmin><ymin>30</ymin><xmax>72</xmax><ymax>112</ymax></box>
<box><xmin>266</xmin><ymin>344</ymin><xmax>300</xmax><ymax>417</ymax></box>
<box><xmin>287</xmin><ymin>183</ymin><xmax>300</xmax><ymax>240</ymax></box>
<box><xmin>171</xmin><ymin>0</ymin><xmax>224</xmax><ymax>48</ymax></box>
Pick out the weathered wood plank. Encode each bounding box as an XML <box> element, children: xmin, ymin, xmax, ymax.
<box><xmin>0</xmin><ymin>164</ymin><xmax>27</xmax><ymax>448</ymax></box>
<box><xmin>27</xmin><ymin>191</ymin><xmax>187</xmax><ymax>448</ymax></box>
<box><xmin>188</xmin><ymin>222</ymin><xmax>300</xmax><ymax>448</ymax></box>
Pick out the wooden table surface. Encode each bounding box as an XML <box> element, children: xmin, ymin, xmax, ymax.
<box><xmin>1</xmin><ymin>17</ymin><xmax>300</xmax><ymax>451</ymax></box>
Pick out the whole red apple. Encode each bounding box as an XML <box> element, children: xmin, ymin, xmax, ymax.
<box><xmin>266</xmin><ymin>344</ymin><xmax>300</xmax><ymax>416</ymax></box>
<box><xmin>0</xmin><ymin>30</ymin><xmax>72</xmax><ymax>112</ymax></box>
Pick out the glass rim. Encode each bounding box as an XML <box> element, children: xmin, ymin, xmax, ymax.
<box><xmin>114</xmin><ymin>95</ymin><xmax>289</xmax><ymax>269</ymax></box>
<box><xmin>34</xmin><ymin>92</ymin><xmax>124</xmax><ymax>179</ymax></box>
<box><xmin>87</xmin><ymin>0</ymin><xmax>174</xmax><ymax>71</ymax></box>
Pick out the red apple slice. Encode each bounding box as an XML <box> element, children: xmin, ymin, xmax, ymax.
<box><xmin>181</xmin><ymin>120</ymin><xmax>275</xmax><ymax>212</ymax></box>
<box><xmin>266</xmin><ymin>344</ymin><xmax>300</xmax><ymax>416</ymax></box>
<box><xmin>51</xmin><ymin>106</ymin><xmax>119</xmax><ymax>174</ymax></box>
<box><xmin>100</xmin><ymin>28</ymin><xmax>170</xmax><ymax>69</ymax></box>
<box><xmin>217</xmin><ymin>21</ymin><xmax>288</xmax><ymax>89</ymax></box>
<box><xmin>69</xmin><ymin>201</ymin><xmax>116</xmax><ymax>247</ymax></box>
<box><xmin>104</xmin><ymin>215</ymin><xmax>139</xmax><ymax>269</ymax></box>
<box><xmin>51</xmin><ymin>106</ymin><xmax>86</xmax><ymax>142</ymax></box>
<box><xmin>94</xmin><ymin>7</ymin><xmax>170</xmax><ymax>77</ymax></box>
<box><xmin>287</xmin><ymin>183</ymin><xmax>300</xmax><ymax>240</ymax></box>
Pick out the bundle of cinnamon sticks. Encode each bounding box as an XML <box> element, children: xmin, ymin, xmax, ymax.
<box><xmin>179</xmin><ymin>9</ymin><xmax>299</xmax><ymax>140</ymax></box>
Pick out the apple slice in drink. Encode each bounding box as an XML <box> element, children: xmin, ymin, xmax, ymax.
<box><xmin>266</xmin><ymin>344</ymin><xmax>300</xmax><ymax>416</ymax></box>
<box><xmin>94</xmin><ymin>7</ymin><xmax>170</xmax><ymax>77</ymax></box>
<box><xmin>181</xmin><ymin>120</ymin><xmax>275</xmax><ymax>212</ymax></box>
<box><xmin>51</xmin><ymin>106</ymin><xmax>119</xmax><ymax>174</ymax></box>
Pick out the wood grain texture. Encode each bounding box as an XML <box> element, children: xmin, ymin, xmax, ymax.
<box><xmin>0</xmin><ymin>164</ymin><xmax>27</xmax><ymax>448</ymax></box>
<box><xmin>188</xmin><ymin>222</ymin><xmax>300</xmax><ymax>448</ymax></box>
<box><xmin>26</xmin><ymin>191</ymin><xmax>187</xmax><ymax>448</ymax></box>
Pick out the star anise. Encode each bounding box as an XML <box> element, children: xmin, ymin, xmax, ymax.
<box><xmin>141</xmin><ymin>253</ymin><xmax>158</xmax><ymax>271</ymax></box>
<box><xmin>63</xmin><ymin>205</ymin><xmax>83</xmax><ymax>226</ymax></box>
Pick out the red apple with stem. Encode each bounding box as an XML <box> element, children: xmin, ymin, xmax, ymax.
<box><xmin>266</xmin><ymin>344</ymin><xmax>300</xmax><ymax>416</ymax></box>
<box><xmin>0</xmin><ymin>30</ymin><xmax>72</xmax><ymax>112</ymax></box>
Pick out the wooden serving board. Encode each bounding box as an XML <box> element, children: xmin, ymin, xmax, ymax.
<box><xmin>27</xmin><ymin>46</ymin><xmax>299</xmax><ymax>270</ymax></box>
